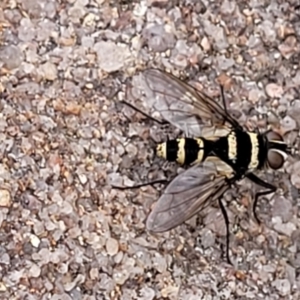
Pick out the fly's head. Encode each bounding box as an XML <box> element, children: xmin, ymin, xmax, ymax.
<box><xmin>265</xmin><ymin>131</ymin><xmax>291</xmax><ymax>170</ymax></box>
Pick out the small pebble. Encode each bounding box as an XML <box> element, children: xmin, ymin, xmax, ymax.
<box><xmin>0</xmin><ymin>190</ymin><xmax>11</xmax><ymax>207</ymax></box>
<box><xmin>0</xmin><ymin>1</ymin><xmax>298</xmax><ymax>299</ymax></box>
<box><xmin>106</xmin><ymin>238</ymin><xmax>119</xmax><ymax>256</ymax></box>
<box><xmin>265</xmin><ymin>83</ymin><xmax>284</xmax><ymax>98</ymax></box>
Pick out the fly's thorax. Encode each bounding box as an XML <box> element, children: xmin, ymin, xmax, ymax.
<box><xmin>228</xmin><ymin>130</ymin><xmax>263</xmax><ymax>172</ymax></box>
<box><xmin>247</xmin><ymin>132</ymin><xmax>260</xmax><ymax>170</ymax></box>
<box><xmin>265</xmin><ymin>131</ymin><xmax>289</xmax><ymax>170</ymax></box>
<box><xmin>214</xmin><ymin>130</ymin><xmax>264</xmax><ymax>173</ymax></box>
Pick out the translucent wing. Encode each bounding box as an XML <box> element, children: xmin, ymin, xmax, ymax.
<box><xmin>141</xmin><ymin>68</ymin><xmax>240</xmax><ymax>137</ymax></box>
<box><xmin>146</xmin><ymin>158</ymin><xmax>234</xmax><ymax>233</ymax></box>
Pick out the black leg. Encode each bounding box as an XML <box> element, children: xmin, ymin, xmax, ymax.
<box><xmin>220</xmin><ymin>85</ymin><xmax>229</xmax><ymax>116</ymax></box>
<box><xmin>219</xmin><ymin>85</ymin><xmax>228</xmax><ymax>127</ymax></box>
<box><xmin>218</xmin><ymin>197</ymin><xmax>232</xmax><ymax>265</ymax></box>
<box><xmin>120</xmin><ymin>100</ymin><xmax>168</xmax><ymax>125</ymax></box>
<box><xmin>214</xmin><ymin>175</ymin><xmax>243</xmax><ymax>265</ymax></box>
<box><xmin>219</xmin><ymin>85</ymin><xmax>243</xmax><ymax>130</ymax></box>
<box><xmin>111</xmin><ymin>179</ymin><xmax>169</xmax><ymax>190</ymax></box>
<box><xmin>246</xmin><ymin>173</ymin><xmax>277</xmax><ymax>224</ymax></box>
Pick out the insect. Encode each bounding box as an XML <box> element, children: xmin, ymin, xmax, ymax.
<box><xmin>115</xmin><ymin>68</ymin><xmax>291</xmax><ymax>264</ymax></box>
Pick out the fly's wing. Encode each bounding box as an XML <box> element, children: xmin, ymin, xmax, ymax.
<box><xmin>146</xmin><ymin>159</ymin><xmax>234</xmax><ymax>233</ymax></box>
<box><xmin>201</xmin><ymin>126</ymin><xmax>232</xmax><ymax>140</ymax></box>
<box><xmin>141</xmin><ymin>68</ymin><xmax>240</xmax><ymax>137</ymax></box>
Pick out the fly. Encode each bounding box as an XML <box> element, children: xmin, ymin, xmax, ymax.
<box><xmin>114</xmin><ymin>68</ymin><xmax>291</xmax><ymax>264</ymax></box>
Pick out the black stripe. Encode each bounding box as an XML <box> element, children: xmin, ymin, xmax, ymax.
<box><xmin>235</xmin><ymin>130</ymin><xmax>252</xmax><ymax>172</ymax></box>
<box><xmin>166</xmin><ymin>140</ymin><xmax>179</xmax><ymax>162</ymax></box>
<box><xmin>214</xmin><ymin>136</ymin><xmax>229</xmax><ymax>161</ymax></box>
<box><xmin>184</xmin><ymin>138</ymin><xmax>202</xmax><ymax>165</ymax></box>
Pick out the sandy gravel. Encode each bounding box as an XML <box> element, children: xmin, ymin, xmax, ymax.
<box><xmin>1</xmin><ymin>0</ymin><xmax>300</xmax><ymax>299</ymax></box>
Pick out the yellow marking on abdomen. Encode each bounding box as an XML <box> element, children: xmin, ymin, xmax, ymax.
<box><xmin>193</xmin><ymin>138</ymin><xmax>204</xmax><ymax>164</ymax></box>
<box><xmin>156</xmin><ymin>142</ymin><xmax>167</xmax><ymax>159</ymax></box>
<box><xmin>248</xmin><ymin>132</ymin><xmax>259</xmax><ymax>170</ymax></box>
<box><xmin>228</xmin><ymin>132</ymin><xmax>237</xmax><ymax>160</ymax></box>
<box><xmin>177</xmin><ymin>138</ymin><xmax>185</xmax><ymax>164</ymax></box>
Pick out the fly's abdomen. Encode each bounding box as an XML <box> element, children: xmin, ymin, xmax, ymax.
<box><xmin>156</xmin><ymin>138</ymin><xmax>209</xmax><ymax>165</ymax></box>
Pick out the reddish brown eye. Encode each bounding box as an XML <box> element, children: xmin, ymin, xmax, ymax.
<box><xmin>267</xmin><ymin>149</ymin><xmax>284</xmax><ymax>169</ymax></box>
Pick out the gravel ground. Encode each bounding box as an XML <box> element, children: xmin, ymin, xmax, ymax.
<box><xmin>1</xmin><ymin>0</ymin><xmax>300</xmax><ymax>299</ymax></box>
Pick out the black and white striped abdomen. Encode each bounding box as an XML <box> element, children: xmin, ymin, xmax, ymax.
<box><xmin>156</xmin><ymin>138</ymin><xmax>211</xmax><ymax>165</ymax></box>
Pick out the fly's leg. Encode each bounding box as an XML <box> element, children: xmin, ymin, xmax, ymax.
<box><xmin>116</xmin><ymin>100</ymin><xmax>173</xmax><ymax>191</ymax></box>
<box><xmin>218</xmin><ymin>197</ymin><xmax>232</xmax><ymax>265</ymax></box>
<box><xmin>111</xmin><ymin>179</ymin><xmax>169</xmax><ymax>190</ymax></box>
<box><xmin>217</xmin><ymin>174</ymin><xmax>243</xmax><ymax>264</ymax></box>
<box><xmin>219</xmin><ymin>85</ymin><xmax>243</xmax><ymax>130</ymax></box>
<box><xmin>120</xmin><ymin>100</ymin><xmax>168</xmax><ymax>125</ymax></box>
<box><xmin>214</xmin><ymin>175</ymin><xmax>240</xmax><ymax>265</ymax></box>
<box><xmin>219</xmin><ymin>85</ymin><xmax>228</xmax><ymax>116</ymax></box>
<box><xmin>246</xmin><ymin>173</ymin><xmax>277</xmax><ymax>224</ymax></box>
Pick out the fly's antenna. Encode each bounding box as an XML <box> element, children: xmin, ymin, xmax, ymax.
<box><xmin>278</xmin><ymin>129</ymin><xmax>300</xmax><ymax>157</ymax></box>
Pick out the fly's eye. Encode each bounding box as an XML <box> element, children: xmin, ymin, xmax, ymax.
<box><xmin>267</xmin><ymin>149</ymin><xmax>284</xmax><ymax>170</ymax></box>
<box><xmin>266</xmin><ymin>131</ymin><xmax>283</xmax><ymax>142</ymax></box>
